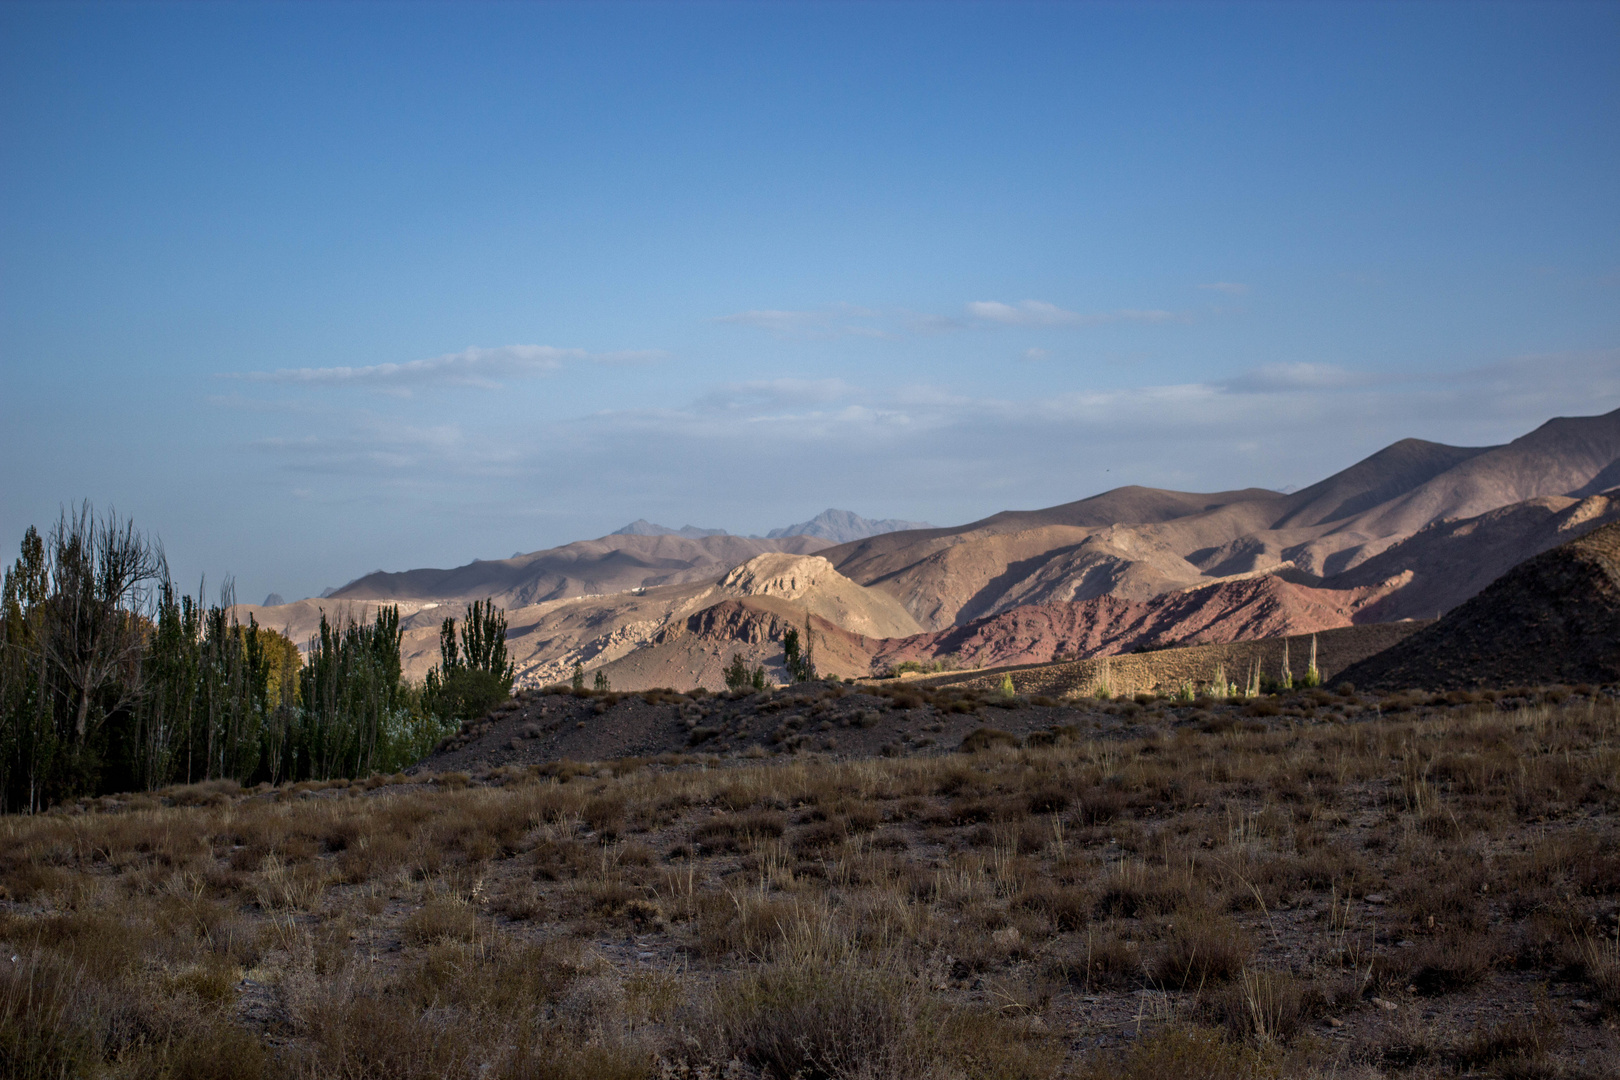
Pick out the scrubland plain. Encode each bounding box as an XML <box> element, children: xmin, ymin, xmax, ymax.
<box><xmin>4</xmin><ymin>686</ymin><xmax>1619</xmax><ymax>1078</ymax></box>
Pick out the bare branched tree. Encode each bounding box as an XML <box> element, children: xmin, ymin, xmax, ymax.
<box><xmin>36</xmin><ymin>503</ymin><xmax>165</xmax><ymax>742</ymax></box>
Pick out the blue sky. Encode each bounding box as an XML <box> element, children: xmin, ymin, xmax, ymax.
<box><xmin>2</xmin><ymin>1</ymin><xmax>1617</xmax><ymax>603</ymax></box>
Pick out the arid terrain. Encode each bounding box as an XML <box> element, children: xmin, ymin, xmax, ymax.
<box><xmin>5</xmin><ymin>682</ymin><xmax>1619</xmax><ymax>1078</ymax></box>
<box><xmin>235</xmin><ymin>409</ymin><xmax>1620</xmax><ymax>693</ymax></box>
<box><xmin>7</xmin><ymin>411</ymin><xmax>1620</xmax><ymax>1079</ymax></box>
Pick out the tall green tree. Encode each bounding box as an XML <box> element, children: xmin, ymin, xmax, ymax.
<box><xmin>783</xmin><ymin>614</ymin><xmax>817</xmax><ymax>683</ymax></box>
<box><xmin>422</xmin><ymin>598</ymin><xmax>515</xmax><ymax>721</ymax></box>
<box><xmin>0</xmin><ymin>504</ymin><xmax>456</xmax><ymax>809</ymax></box>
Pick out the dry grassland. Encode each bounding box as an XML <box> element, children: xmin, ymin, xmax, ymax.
<box><xmin>3</xmin><ymin>690</ymin><xmax>1620</xmax><ymax>1079</ymax></box>
<box><xmin>907</xmin><ymin>623</ymin><xmax>1430</xmax><ymax>700</ymax></box>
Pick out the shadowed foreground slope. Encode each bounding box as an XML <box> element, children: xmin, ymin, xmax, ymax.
<box><xmin>1341</xmin><ymin>520</ymin><xmax>1620</xmax><ymax>690</ymax></box>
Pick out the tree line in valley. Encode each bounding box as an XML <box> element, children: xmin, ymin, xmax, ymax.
<box><xmin>0</xmin><ymin>504</ymin><xmax>514</xmax><ymax>812</ymax></box>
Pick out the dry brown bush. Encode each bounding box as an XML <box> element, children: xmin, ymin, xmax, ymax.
<box><xmin>1150</xmin><ymin>906</ymin><xmax>1253</xmax><ymax>988</ymax></box>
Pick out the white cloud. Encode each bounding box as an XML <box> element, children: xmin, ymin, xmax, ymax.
<box><xmin>239</xmin><ymin>349</ymin><xmax>1620</xmax><ymax>555</ymax></box>
<box><xmin>715</xmin><ymin>299</ymin><xmax>1182</xmax><ymax>338</ymax></box>
<box><xmin>1197</xmin><ymin>282</ymin><xmax>1250</xmax><ymax>295</ymax></box>
<box><xmin>965</xmin><ymin>300</ymin><xmax>1181</xmax><ymax>327</ymax></box>
<box><xmin>1023</xmin><ymin>348</ymin><xmax>1049</xmax><ymax>361</ymax></box>
<box><xmin>711</xmin><ymin>305</ymin><xmax>899</xmax><ymax>340</ymax></box>
<box><xmin>226</xmin><ymin>344</ymin><xmax>644</xmax><ymax>388</ymax></box>
<box><xmin>965</xmin><ymin>300</ymin><xmax>1079</xmax><ymax>325</ymax></box>
<box><xmin>562</xmin><ymin>352</ymin><xmax>1620</xmax><ymax>465</ymax></box>
<box><xmin>248</xmin><ymin>415</ymin><xmax>515</xmax><ymax>478</ymax></box>
<box><xmin>693</xmin><ymin>377</ymin><xmax>852</xmax><ymax>414</ymax></box>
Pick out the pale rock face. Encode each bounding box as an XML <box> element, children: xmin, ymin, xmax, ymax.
<box><xmin>717</xmin><ymin>554</ymin><xmax>838</xmax><ymax>600</ymax></box>
<box><xmin>1560</xmin><ymin>494</ymin><xmax>1615</xmax><ymax>533</ymax></box>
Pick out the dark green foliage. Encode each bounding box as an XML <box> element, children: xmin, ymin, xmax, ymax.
<box><xmin>571</xmin><ymin>661</ymin><xmax>585</xmax><ymax>693</ymax></box>
<box><xmin>724</xmin><ymin>654</ymin><xmax>749</xmax><ymax>692</ymax></box>
<box><xmin>422</xmin><ymin>598</ymin><xmax>515</xmax><ymax>722</ymax></box>
<box><xmin>724</xmin><ymin>654</ymin><xmax>767</xmax><ymax>692</ymax></box>
<box><xmin>294</xmin><ymin>607</ymin><xmax>407</xmax><ymax>780</ymax></box>
<box><xmin>0</xmin><ymin>506</ymin><xmax>437</xmax><ymax>809</ymax></box>
<box><xmin>782</xmin><ymin>628</ymin><xmax>801</xmax><ymax>676</ymax></box>
<box><xmin>123</xmin><ymin>583</ymin><xmax>283</xmax><ymax>793</ymax></box>
<box><xmin>783</xmin><ymin>617</ymin><xmax>817</xmax><ymax>684</ymax></box>
<box><xmin>593</xmin><ymin>669</ymin><xmax>610</xmax><ymax>692</ymax></box>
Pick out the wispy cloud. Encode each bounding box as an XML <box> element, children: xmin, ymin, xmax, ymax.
<box><xmin>1223</xmin><ymin>362</ymin><xmax>1372</xmax><ymax>393</ymax></box>
<box><xmin>965</xmin><ymin>300</ymin><xmax>1181</xmax><ymax>327</ymax></box>
<box><xmin>252</xmin><ymin>420</ymin><xmax>471</xmax><ymax>474</ymax></box>
<box><xmin>715</xmin><ymin>300</ymin><xmax>1182</xmax><ymax>338</ymax></box>
<box><xmin>1197</xmin><ymin>282</ymin><xmax>1250</xmax><ymax>295</ymax></box>
<box><xmin>692</xmin><ymin>377</ymin><xmax>852</xmax><ymax>414</ymax></box>
<box><xmin>236</xmin><ymin>349</ymin><xmax>1620</xmax><ymax>566</ymax></box>
<box><xmin>712</xmin><ymin>305</ymin><xmax>893</xmax><ymax>339</ymax></box>
<box><xmin>901</xmin><ymin>311</ymin><xmax>968</xmax><ymax>335</ymax></box>
<box><xmin>226</xmin><ymin>344</ymin><xmax>645</xmax><ymax>389</ymax></box>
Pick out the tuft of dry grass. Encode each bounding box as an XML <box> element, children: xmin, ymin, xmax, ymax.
<box><xmin>1150</xmin><ymin>906</ymin><xmax>1252</xmax><ymax>989</ymax></box>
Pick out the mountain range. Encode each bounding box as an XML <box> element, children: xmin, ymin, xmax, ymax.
<box><xmin>766</xmin><ymin>508</ymin><xmax>935</xmax><ymax>544</ymax></box>
<box><xmin>237</xmin><ymin>407</ymin><xmax>1620</xmax><ymax>689</ymax></box>
<box><xmin>606</xmin><ymin>508</ymin><xmax>934</xmax><ymax>544</ymax></box>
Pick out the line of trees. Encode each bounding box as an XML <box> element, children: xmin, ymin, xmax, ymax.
<box><xmin>0</xmin><ymin>504</ymin><xmax>499</xmax><ymax>812</ymax></box>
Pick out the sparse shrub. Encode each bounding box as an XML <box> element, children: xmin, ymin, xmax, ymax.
<box><xmin>1577</xmin><ymin>935</ymin><xmax>1620</xmax><ymax>1009</ymax></box>
<box><xmin>692</xmin><ymin>810</ymin><xmax>786</xmax><ymax>854</ymax></box>
<box><xmin>1074</xmin><ymin>1024</ymin><xmax>1276</xmax><ymax>1080</ymax></box>
<box><xmin>1058</xmin><ymin>930</ymin><xmax>1142</xmax><ymax>990</ymax></box>
<box><xmin>1016</xmin><ymin>884</ymin><xmax>1090</xmax><ymax>930</ymax></box>
<box><xmin>1076</xmin><ymin>786</ymin><xmax>1125</xmax><ymax>824</ymax></box>
<box><xmin>1026</xmin><ymin>784</ymin><xmax>1071</xmax><ymax>814</ymax></box>
<box><xmin>0</xmin><ymin>951</ymin><xmax>102</xmax><ymax>1079</ymax></box>
<box><xmin>960</xmin><ymin>728</ymin><xmax>1020</xmax><ymax>753</ymax></box>
<box><xmin>1095</xmin><ymin>862</ymin><xmax>1190</xmax><ymax>919</ymax></box>
<box><xmin>1449</xmin><ymin>1018</ymin><xmax>1551</xmax><ymax>1075</ymax></box>
<box><xmin>1215</xmin><ymin>968</ymin><xmax>1322</xmax><ymax>1044</ymax></box>
<box><xmin>3</xmin><ymin>686</ymin><xmax>1618</xmax><ymax>1080</ymax></box>
<box><xmin>402</xmin><ymin>899</ymin><xmax>479</xmax><ymax>945</ymax></box>
<box><xmin>1151</xmin><ymin>908</ymin><xmax>1252</xmax><ymax>987</ymax></box>
<box><xmin>1407</xmin><ymin>932</ymin><xmax>1496</xmax><ymax>994</ymax></box>
<box><xmin>696</xmin><ymin>960</ymin><xmax>941</xmax><ymax>1079</ymax></box>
